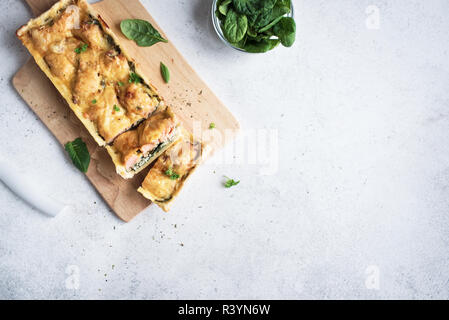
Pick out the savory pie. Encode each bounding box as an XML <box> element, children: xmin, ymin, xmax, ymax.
<box><xmin>17</xmin><ymin>0</ymin><xmax>202</xmax><ymax>211</ymax></box>
<box><xmin>106</xmin><ymin>107</ymin><xmax>181</xmax><ymax>179</ymax></box>
<box><xmin>16</xmin><ymin>0</ymin><xmax>163</xmax><ymax>146</ymax></box>
<box><xmin>138</xmin><ymin>128</ymin><xmax>202</xmax><ymax>212</ymax></box>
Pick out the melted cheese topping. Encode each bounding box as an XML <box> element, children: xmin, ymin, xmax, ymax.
<box><xmin>141</xmin><ymin>138</ymin><xmax>201</xmax><ymax>202</ymax></box>
<box><xmin>21</xmin><ymin>0</ymin><xmax>161</xmax><ymax>144</ymax></box>
<box><xmin>113</xmin><ymin>108</ymin><xmax>178</xmax><ymax>168</ymax></box>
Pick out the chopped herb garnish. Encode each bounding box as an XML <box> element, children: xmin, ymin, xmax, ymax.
<box><xmin>224</xmin><ymin>176</ymin><xmax>240</xmax><ymax>188</ymax></box>
<box><xmin>165</xmin><ymin>167</ymin><xmax>180</xmax><ymax>180</ymax></box>
<box><xmin>160</xmin><ymin>62</ymin><xmax>170</xmax><ymax>83</ymax></box>
<box><xmin>129</xmin><ymin>72</ymin><xmax>142</xmax><ymax>84</ymax></box>
<box><xmin>91</xmin><ymin>99</ymin><xmax>97</xmax><ymax>104</ymax></box>
<box><xmin>113</xmin><ymin>105</ymin><xmax>120</xmax><ymax>112</ymax></box>
<box><xmin>75</xmin><ymin>43</ymin><xmax>88</xmax><ymax>54</ymax></box>
<box><xmin>117</xmin><ymin>81</ymin><xmax>124</xmax><ymax>87</ymax></box>
<box><xmin>209</xmin><ymin>122</ymin><xmax>216</xmax><ymax>129</ymax></box>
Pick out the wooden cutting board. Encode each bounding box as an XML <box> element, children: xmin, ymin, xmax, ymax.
<box><xmin>13</xmin><ymin>0</ymin><xmax>239</xmax><ymax>222</ymax></box>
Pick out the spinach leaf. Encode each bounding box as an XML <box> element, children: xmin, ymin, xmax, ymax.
<box><xmin>215</xmin><ymin>5</ymin><xmax>225</xmax><ymax>20</ymax></box>
<box><xmin>223</xmin><ymin>9</ymin><xmax>248</xmax><ymax>43</ymax></box>
<box><xmin>233</xmin><ymin>0</ymin><xmax>259</xmax><ymax>15</ymax></box>
<box><xmin>160</xmin><ymin>62</ymin><xmax>170</xmax><ymax>83</ymax></box>
<box><xmin>246</xmin><ymin>12</ymin><xmax>259</xmax><ymax>27</ymax></box>
<box><xmin>259</xmin><ymin>0</ymin><xmax>277</xmax><ymax>13</ymax></box>
<box><xmin>65</xmin><ymin>138</ymin><xmax>90</xmax><ymax>173</ymax></box>
<box><xmin>277</xmin><ymin>0</ymin><xmax>291</xmax><ymax>10</ymax></box>
<box><xmin>273</xmin><ymin>17</ymin><xmax>296</xmax><ymax>47</ymax></box>
<box><xmin>247</xmin><ymin>27</ymin><xmax>258</xmax><ymax>37</ymax></box>
<box><xmin>234</xmin><ymin>0</ymin><xmax>276</xmax><ymax>15</ymax></box>
<box><xmin>219</xmin><ymin>0</ymin><xmax>232</xmax><ymax>16</ymax></box>
<box><xmin>257</xmin><ymin>2</ymin><xmax>291</xmax><ymax>32</ymax></box>
<box><xmin>120</xmin><ymin>19</ymin><xmax>168</xmax><ymax>47</ymax></box>
<box><xmin>243</xmin><ymin>39</ymin><xmax>280</xmax><ymax>53</ymax></box>
<box><xmin>247</xmin><ymin>31</ymin><xmax>271</xmax><ymax>42</ymax></box>
<box><xmin>234</xmin><ymin>34</ymin><xmax>248</xmax><ymax>48</ymax></box>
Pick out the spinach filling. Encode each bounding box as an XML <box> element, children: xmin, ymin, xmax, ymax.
<box><xmin>156</xmin><ymin>196</ymin><xmax>173</xmax><ymax>203</ymax></box>
<box><xmin>129</xmin><ymin>130</ymin><xmax>177</xmax><ymax>172</ymax></box>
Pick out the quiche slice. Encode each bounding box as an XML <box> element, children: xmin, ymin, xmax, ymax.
<box><xmin>106</xmin><ymin>107</ymin><xmax>181</xmax><ymax>179</ymax></box>
<box><xmin>16</xmin><ymin>0</ymin><xmax>163</xmax><ymax>146</ymax></box>
<box><xmin>138</xmin><ymin>128</ymin><xmax>202</xmax><ymax>212</ymax></box>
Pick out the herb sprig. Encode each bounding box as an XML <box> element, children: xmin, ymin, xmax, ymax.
<box><xmin>224</xmin><ymin>176</ymin><xmax>240</xmax><ymax>188</ymax></box>
<box><xmin>75</xmin><ymin>43</ymin><xmax>88</xmax><ymax>54</ymax></box>
<box><xmin>129</xmin><ymin>72</ymin><xmax>142</xmax><ymax>84</ymax></box>
<box><xmin>160</xmin><ymin>62</ymin><xmax>170</xmax><ymax>83</ymax></box>
<box><xmin>165</xmin><ymin>167</ymin><xmax>180</xmax><ymax>180</ymax></box>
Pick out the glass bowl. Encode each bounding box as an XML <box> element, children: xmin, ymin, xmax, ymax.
<box><xmin>211</xmin><ymin>0</ymin><xmax>295</xmax><ymax>53</ymax></box>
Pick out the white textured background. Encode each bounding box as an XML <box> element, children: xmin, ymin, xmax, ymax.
<box><xmin>1</xmin><ymin>0</ymin><xmax>449</xmax><ymax>299</ymax></box>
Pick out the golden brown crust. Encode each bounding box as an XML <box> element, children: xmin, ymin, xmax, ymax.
<box><xmin>17</xmin><ymin>0</ymin><xmax>202</xmax><ymax>210</ymax></box>
<box><xmin>16</xmin><ymin>0</ymin><xmax>164</xmax><ymax>146</ymax></box>
<box><xmin>137</xmin><ymin>127</ymin><xmax>202</xmax><ymax>212</ymax></box>
<box><xmin>106</xmin><ymin>107</ymin><xmax>181</xmax><ymax>179</ymax></box>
